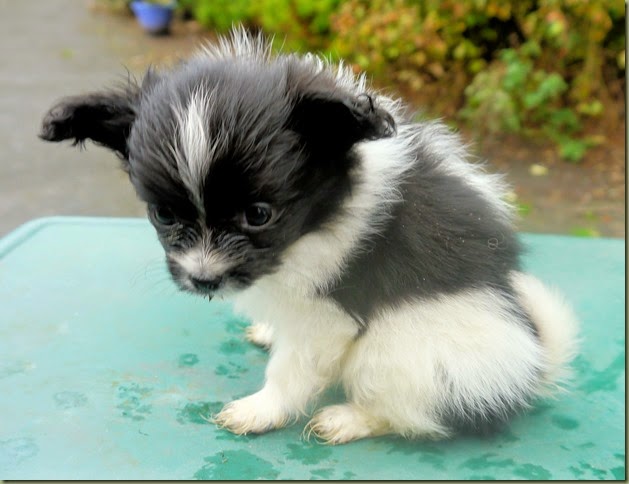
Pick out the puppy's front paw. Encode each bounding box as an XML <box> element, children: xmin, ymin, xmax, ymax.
<box><xmin>213</xmin><ymin>390</ymin><xmax>293</xmax><ymax>435</ymax></box>
<box><xmin>245</xmin><ymin>322</ymin><xmax>274</xmax><ymax>349</ymax></box>
<box><xmin>305</xmin><ymin>404</ymin><xmax>387</xmax><ymax>445</ymax></box>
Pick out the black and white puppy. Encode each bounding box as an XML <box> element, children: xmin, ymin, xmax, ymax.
<box><xmin>40</xmin><ymin>29</ymin><xmax>578</xmax><ymax>444</ymax></box>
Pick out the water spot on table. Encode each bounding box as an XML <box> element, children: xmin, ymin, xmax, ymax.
<box><xmin>214</xmin><ymin>362</ymin><xmax>248</xmax><ymax>379</ymax></box>
<box><xmin>342</xmin><ymin>470</ymin><xmax>357</xmax><ymax>479</ymax></box>
<box><xmin>54</xmin><ymin>391</ymin><xmax>88</xmax><ymax>409</ymax></box>
<box><xmin>461</xmin><ymin>454</ymin><xmax>552</xmax><ymax>479</ymax></box>
<box><xmin>224</xmin><ymin>318</ymin><xmax>248</xmax><ymax>335</ymax></box>
<box><xmin>468</xmin><ymin>475</ymin><xmax>497</xmax><ymax>480</ymax></box>
<box><xmin>285</xmin><ymin>442</ymin><xmax>333</xmax><ymax>465</ymax></box>
<box><xmin>310</xmin><ymin>468</ymin><xmax>334</xmax><ymax>479</ymax></box>
<box><xmin>529</xmin><ymin>400</ymin><xmax>553</xmax><ymax>416</ymax></box>
<box><xmin>513</xmin><ymin>463</ymin><xmax>552</xmax><ymax>479</ymax></box>
<box><xmin>193</xmin><ymin>450</ymin><xmax>280</xmax><ymax>479</ymax></box>
<box><xmin>611</xmin><ymin>466</ymin><xmax>625</xmax><ymax>480</ymax></box>
<box><xmin>219</xmin><ymin>338</ymin><xmax>247</xmax><ymax>355</ymax></box>
<box><xmin>497</xmin><ymin>429</ymin><xmax>519</xmax><ymax>443</ymax></box>
<box><xmin>176</xmin><ymin>401</ymin><xmax>223</xmax><ymax>425</ymax></box>
<box><xmin>232</xmin><ymin>390</ymin><xmax>255</xmax><ymax>400</ymax></box>
<box><xmin>214</xmin><ymin>429</ymin><xmax>261</xmax><ymax>442</ymax></box>
<box><xmin>386</xmin><ymin>439</ymin><xmax>446</xmax><ymax>470</ymax></box>
<box><xmin>386</xmin><ymin>438</ymin><xmax>445</xmax><ymax>456</ymax></box>
<box><xmin>569</xmin><ymin>465</ymin><xmax>585</xmax><ymax>478</ymax></box>
<box><xmin>460</xmin><ymin>453</ymin><xmax>515</xmax><ymax>470</ymax></box>
<box><xmin>215</xmin><ymin>365</ymin><xmax>228</xmax><ymax>376</ymax></box>
<box><xmin>571</xmin><ymin>354</ymin><xmax>592</xmax><ymax>377</ymax></box>
<box><xmin>570</xmin><ymin>462</ymin><xmax>608</xmax><ymax>479</ymax></box>
<box><xmin>116</xmin><ymin>383</ymin><xmax>153</xmax><ymax>421</ymax></box>
<box><xmin>0</xmin><ymin>361</ymin><xmax>33</xmax><ymax>379</ymax></box>
<box><xmin>578</xmin><ymin>353</ymin><xmax>624</xmax><ymax>393</ymax></box>
<box><xmin>0</xmin><ymin>438</ymin><xmax>39</xmax><ymax>468</ymax></box>
<box><xmin>178</xmin><ymin>353</ymin><xmax>199</xmax><ymax>367</ymax></box>
<box><xmin>551</xmin><ymin>414</ymin><xmax>579</xmax><ymax>430</ymax></box>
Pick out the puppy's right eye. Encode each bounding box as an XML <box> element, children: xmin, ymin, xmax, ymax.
<box><xmin>153</xmin><ymin>206</ymin><xmax>177</xmax><ymax>226</ymax></box>
<box><xmin>242</xmin><ymin>203</ymin><xmax>273</xmax><ymax>229</ymax></box>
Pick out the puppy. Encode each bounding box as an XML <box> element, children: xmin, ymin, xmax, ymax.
<box><xmin>40</xmin><ymin>29</ymin><xmax>578</xmax><ymax>444</ymax></box>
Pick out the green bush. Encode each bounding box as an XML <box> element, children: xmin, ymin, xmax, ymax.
<box><xmin>179</xmin><ymin>0</ymin><xmax>342</xmax><ymax>51</ymax></box>
<box><xmin>459</xmin><ymin>47</ymin><xmax>594</xmax><ymax>161</ymax></box>
<box><xmin>177</xmin><ymin>0</ymin><xmax>255</xmax><ymax>31</ymax></box>
<box><xmin>330</xmin><ymin>0</ymin><xmax>624</xmax><ymax>161</ymax></box>
<box><xmin>179</xmin><ymin>0</ymin><xmax>625</xmax><ymax>162</ymax></box>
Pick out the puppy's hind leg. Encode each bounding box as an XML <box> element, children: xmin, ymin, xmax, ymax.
<box><xmin>318</xmin><ymin>289</ymin><xmax>547</xmax><ymax>444</ymax></box>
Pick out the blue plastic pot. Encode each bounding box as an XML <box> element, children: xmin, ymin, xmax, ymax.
<box><xmin>130</xmin><ymin>1</ymin><xmax>175</xmax><ymax>35</ymax></box>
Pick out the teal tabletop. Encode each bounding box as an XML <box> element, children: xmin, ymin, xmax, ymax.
<box><xmin>0</xmin><ymin>217</ymin><xmax>625</xmax><ymax>480</ymax></box>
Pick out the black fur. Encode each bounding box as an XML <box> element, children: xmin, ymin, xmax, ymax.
<box><xmin>325</xmin><ymin>135</ymin><xmax>523</xmax><ymax>324</ymax></box>
<box><xmin>39</xmin><ymin>88</ymin><xmax>138</xmax><ymax>164</ymax></box>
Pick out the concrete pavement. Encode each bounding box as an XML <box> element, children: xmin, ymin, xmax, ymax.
<box><xmin>0</xmin><ymin>0</ymin><xmax>204</xmax><ymax>236</ymax></box>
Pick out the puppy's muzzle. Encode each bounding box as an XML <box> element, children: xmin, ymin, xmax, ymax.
<box><xmin>190</xmin><ymin>276</ymin><xmax>223</xmax><ymax>293</ymax></box>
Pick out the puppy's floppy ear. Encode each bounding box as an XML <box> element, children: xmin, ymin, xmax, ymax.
<box><xmin>39</xmin><ymin>84</ymin><xmax>138</xmax><ymax>167</ymax></box>
<box><xmin>290</xmin><ymin>91</ymin><xmax>396</xmax><ymax>153</ymax></box>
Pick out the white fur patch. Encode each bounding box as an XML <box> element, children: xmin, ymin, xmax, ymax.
<box><xmin>510</xmin><ymin>271</ymin><xmax>580</xmax><ymax>390</ymax></box>
<box><xmin>181</xmin><ymin>89</ymin><xmax>211</xmax><ymax>177</ymax></box>
<box><xmin>169</xmin><ymin>237</ymin><xmax>234</xmax><ymax>287</ymax></box>
<box><xmin>170</xmin><ymin>87</ymin><xmax>227</xmax><ymax>212</ymax></box>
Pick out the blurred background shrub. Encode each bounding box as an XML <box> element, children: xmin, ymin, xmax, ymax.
<box><xmin>173</xmin><ymin>0</ymin><xmax>625</xmax><ymax>162</ymax></box>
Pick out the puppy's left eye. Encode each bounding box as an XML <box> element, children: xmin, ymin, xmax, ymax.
<box><xmin>242</xmin><ymin>203</ymin><xmax>273</xmax><ymax>228</ymax></box>
<box><xmin>153</xmin><ymin>206</ymin><xmax>177</xmax><ymax>226</ymax></box>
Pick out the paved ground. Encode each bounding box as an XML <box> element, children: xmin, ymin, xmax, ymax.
<box><xmin>1</xmin><ymin>0</ymin><xmax>141</xmax><ymax>236</ymax></box>
<box><xmin>0</xmin><ymin>0</ymin><xmax>625</xmax><ymax>238</ymax></box>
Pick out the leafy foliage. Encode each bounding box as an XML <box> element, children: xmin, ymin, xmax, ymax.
<box><xmin>178</xmin><ymin>0</ymin><xmax>342</xmax><ymax>51</ymax></box>
<box><xmin>177</xmin><ymin>0</ymin><xmax>255</xmax><ymax>31</ymax></box>
<box><xmin>178</xmin><ymin>0</ymin><xmax>625</xmax><ymax>161</ymax></box>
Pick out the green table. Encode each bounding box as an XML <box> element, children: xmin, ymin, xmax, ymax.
<box><xmin>0</xmin><ymin>217</ymin><xmax>624</xmax><ymax>480</ymax></box>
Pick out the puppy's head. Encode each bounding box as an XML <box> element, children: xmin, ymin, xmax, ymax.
<box><xmin>40</xmin><ymin>31</ymin><xmax>395</xmax><ymax>298</ymax></box>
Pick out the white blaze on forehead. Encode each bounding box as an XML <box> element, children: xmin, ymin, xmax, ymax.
<box><xmin>170</xmin><ymin>86</ymin><xmax>226</xmax><ymax>212</ymax></box>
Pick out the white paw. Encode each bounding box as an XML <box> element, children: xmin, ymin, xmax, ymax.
<box><xmin>305</xmin><ymin>404</ymin><xmax>387</xmax><ymax>445</ymax></box>
<box><xmin>213</xmin><ymin>390</ymin><xmax>292</xmax><ymax>435</ymax></box>
<box><xmin>245</xmin><ymin>322</ymin><xmax>274</xmax><ymax>349</ymax></box>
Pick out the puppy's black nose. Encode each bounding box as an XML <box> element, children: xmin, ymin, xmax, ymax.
<box><xmin>190</xmin><ymin>276</ymin><xmax>222</xmax><ymax>292</ymax></box>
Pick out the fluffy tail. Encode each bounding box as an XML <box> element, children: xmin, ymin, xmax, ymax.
<box><xmin>510</xmin><ymin>272</ymin><xmax>580</xmax><ymax>393</ymax></box>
